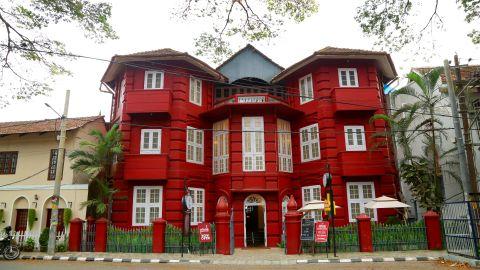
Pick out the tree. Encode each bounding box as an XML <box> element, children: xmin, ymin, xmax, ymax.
<box><xmin>69</xmin><ymin>124</ymin><xmax>122</xmax><ymax>221</ymax></box>
<box><xmin>175</xmin><ymin>0</ymin><xmax>318</xmax><ymax>63</ymax></box>
<box><xmin>355</xmin><ymin>0</ymin><xmax>480</xmax><ymax>52</ymax></box>
<box><xmin>0</xmin><ymin>0</ymin><xmax>117</xmax><ymax>107</ymax></box>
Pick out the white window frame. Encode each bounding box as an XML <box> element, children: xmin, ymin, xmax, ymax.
<box><xmin>186</xmin><ymin>126</ymin><xmax>204</xmax><ymax>164</ymax></box>
<box><xmin>344</xmin><ymin>125</ymin><xmax>366</xmax><ymax>151</ymax></box>
<box><xmin>189</xmin><ymin>77</ymin><xmax>202</xmax><ymax>106</ymax></box>
<box><xmin>277</xmin><ymin>119</ymin><xmax>292</xmax><ymax>172</ymax></box>
<box><xmin>346</xmin><ymin>182</ymin><xmax>377</xmax><ymax>222</ymax></box>
<box><xmin>132</xmin><ymin>186</ymin><xmax>163</xmax><ymax>226</ymax></box>
<box><xmin>299</xmin><ymin>74</ymin><xmax>314</xmax><ymax>104</ymax></box>
<box><xmin>189</xmin><ymin>187</ymin><xmax>205</xmax><ymax>225</ymax></box>
<box><xmin>140</xmin><ymin>129</ymin><xmax>162</xmax><ymax>154</ymax></box>
<box><xmin>300</xmin><ymin>123</ymin><xmax>321</xmax><ymax>162</ymax></box>
<box><xmin>144</xmin><ymin>70</ymin><xmax>164</xmax><ymax>89</ymax></box>
<box><xmin>242</xmin><ymin>117</ymin><xmax>265</xmax><ymax>172</ymax></box>
<box><xmin>338</xmin><ymin>68</ymin><xmax>359</xmax><ymax>87</ymax></box>
<box><xmin>301</xmin><ymin>185</ymin><xmax>322</xmax><ymax>221</ymax></box>
<box><xmin>213</xmin><ymin>119</ymin><xmax>229</xmax><ymax>174</ymax></box>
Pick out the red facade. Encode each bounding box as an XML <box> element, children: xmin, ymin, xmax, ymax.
<box><xmin>102</xmin><ymin>46</ymin><xmax>400</xmax><ymax>248</ymax></box>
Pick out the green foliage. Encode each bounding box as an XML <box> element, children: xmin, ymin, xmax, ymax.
<box><xmin>385</xmin><ymin>215</ymin><xmax>401</xmax><ymax>225</ymax></box>
<box><xmin>107</xmin><ymin>225</ymin><xmax>152</xmax><ymax>253</ymax></box>
<box><xmin>27</xmin><ymin>209</ymin><xmax>36</xmax><ymax>231</ymax></box>
<box><xmin>372</xmin><ymin>221</ymin><xmax>427</xmax><ymax>251</ymax></box>
<box><xmin>23</xmin><ymin>237</ymin><xmax>35</xmax><ymax>252</ymax></box>
<box><xmin>56</xmin><ymin>242</ymin><xmax>67</xmax><ymax>252</ymax></box>
<box><xmin>302</xmin><ymin>224</ymin><xmax>359</xmax><ymax>253</ymax></box>
<box><xmin>63</xmin><ymin>208</ymin><xmax>72</xmax><ymax>229</ymax></box>
<box><xmin>164</xmin><ymin>224</ymin><xmax>215</xmax><ymax>254</ymax></box>
<box><xmin>39</xmin><ymin>228</ymin><xmax>49</xmax><ymax>251</ymax></box>
<box><xmin>0</xmin><ymin>209</ymin><xmax>4</xmax><ymax>223</ymax></box>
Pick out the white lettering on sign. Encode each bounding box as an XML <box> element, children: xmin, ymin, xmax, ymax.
<box><xmin>237</xmin><ymin>96</ymin><xmax>266</xmax><ymax>103</ymax></box>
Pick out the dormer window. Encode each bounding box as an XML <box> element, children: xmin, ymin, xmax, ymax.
<box><xmin>338</xmin><ymin>68</ymin><xmax>358</xmax><ymax>87</ymax></box>
<box><xmin>144</xmin><ymin>70</ymin><xmax>164</xmax><ymax>89</ymax></box>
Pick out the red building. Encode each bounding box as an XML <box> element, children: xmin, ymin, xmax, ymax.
<box><xmin>101</xmin><ymin>45</ymin><xmax>400</xmax><ymax>248</ymax></box>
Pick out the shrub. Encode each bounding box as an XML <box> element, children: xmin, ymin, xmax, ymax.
<box><xmin>0</xmin><ymin>209</ymin><xmax>4</xmax><ymax>223</ymax></box>
<box><xmin>56</xmin><ymin>242</ymin><xmax>67</xmax><ymax>252</ymax></box>
<box><xmin>385</xmin><ymin>215</ymin><xmax>401</xmax><ymax>225</ymax></box>
<box><xmin>28</xmin><ymin>209</ymin><xmax>36</xmax><ymax>231</ymax></box>
<box><xmin>23</xmin><ymin>237</ymin><xmax>35</xmax><ymax>252</ymax></box>
<box><xmin>63</xmin><ymin>208</ymin><xmax>72</xmax><ymax>231</ymax></box>
<box><xmin>39</xmin><ymin>228</ymin><xmax>49</xmax><ymax>252</ymax></box>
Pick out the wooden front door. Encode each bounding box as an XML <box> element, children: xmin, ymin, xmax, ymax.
<box><xmin>15</xmin><ymin>209</ymin><xmax>28</xmax><ymax>232</ymax></box>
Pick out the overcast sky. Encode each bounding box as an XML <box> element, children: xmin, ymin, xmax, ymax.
<box><xmin>1</xmin><ymin>0</ymin><xmax>478</xmax><ymax>122</ymax></box>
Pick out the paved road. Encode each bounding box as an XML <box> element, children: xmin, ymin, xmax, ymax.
<box><xmin>0</xmin><ymin>260</ymin><xmax>471</xmax><ymax>270</ymax></box>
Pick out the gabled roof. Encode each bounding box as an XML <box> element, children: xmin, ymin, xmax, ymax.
<box><xmin>0</xmin><ymin>116</ymin><xmax>104</xmax><ymax>135</ymax></box>
<box><xmin>101</xmin><ymin>48</ymin><xmax>227</xmax><ymax>83</ymax></box>
<box><xmin>217</xmin><ymin>44</ymin><xmax>284</xmax><ymax>71</ymax></box>
<box><xmin>413</xmin><ymin>65</ymin><xmax>480</xmax><ymax>83</ymax></box>
<box><xmin>271</xmin><ymin>46</ymin><xmax>397</xmax><ymax>83</ymax></box>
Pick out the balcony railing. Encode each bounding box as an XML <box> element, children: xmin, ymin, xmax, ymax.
<box><xmin>331</xmin><ymin>87</ymin><xmax>382</xmax><ymax>112</ymax></box>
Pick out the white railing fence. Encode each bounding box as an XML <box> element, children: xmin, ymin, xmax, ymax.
<box><xmin>0</xmin><ymin>230</ymin><xmax>67</xmax><ymax>251</ymax></box>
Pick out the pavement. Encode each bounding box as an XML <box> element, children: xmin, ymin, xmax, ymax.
<box><xmin>12</xmin><ymin>248</ymin><xmax>447</xmax><ymax>265</ymax></box>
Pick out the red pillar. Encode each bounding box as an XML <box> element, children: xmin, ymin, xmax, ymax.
<box><xmin>215</xmin><ymin>196</ymin><xmax>231</xmax><ymax>255</ymax></box>
<box><xmin>424</xmin><ymin>210</ymin><xmax>442</xmax><ymax>250</ymax></box>
<box><xmin>68</xmin><ymin>218</ymin><xmax>83</xmax><ymax>251</ymax></box>
<box><xmin>356</xmin><ymin>213</ymin><xmax>373</xmax><ymax>252</ymax></box>
<box><xmin>285</xmin><ymin>195</ymin><xmax>302</xmax><ymax>255</ymax></box>
<box><xmin>152</xmin><ymin>218</ymin><xmax>166</xmax><ymax>253</ymax></box>
<box><xmin>94</xmin><ymin>218</ymin><xmax>108</xmax><ymax>252</ymax></box>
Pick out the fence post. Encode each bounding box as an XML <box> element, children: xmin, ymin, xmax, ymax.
<box><xmin>285</xmin><ymin>195</ymin><xmax>302</xmax><ymax>255</ymax></box>
<box><xmin>356</xmin><ymin>213</ymin><xmax>373</xmax><ymax>252</ymax></box>
<box><xmin>215</xmin><ymin>196</ymin><xmax>231</xmax><ymax>255</ymax></box>
<box><xmin>68</xmin><ymin>218</ymin><xmax>83</xmax><ymax>251</ymax></box>
<box><xmin>94</xmin><ymin>218</ymin><xmax>108</xmax><ymax>252</ymax></box>
<box><xmin>423</xmin><ymin>210</ymin><xmax>442</xmax><ymax>250</ymax></box>
<box><xmin>152</xmin><ymin>218</ymin><xmax>166</xmax><ymax>253</ymax></box>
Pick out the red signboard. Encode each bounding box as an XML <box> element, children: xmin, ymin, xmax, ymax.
<box><xmin>198</xmin><ymin>223</ymin><xmax>212</xmax><ymax>243</ymax></box>
<box><xmin>315</xmin><ymin>221</ymin><xmax>329</xmax><ymax>243</ymax></box>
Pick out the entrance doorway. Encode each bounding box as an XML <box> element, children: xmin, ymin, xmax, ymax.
<box><xmin>244</xmin><ymin>194</ymin><xmax>266</xmax><ymax>247</ymax></box>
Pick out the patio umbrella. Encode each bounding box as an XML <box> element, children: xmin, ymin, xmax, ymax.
<box><xmin>297</xmin><ymin>200</ymin><xmax>341</xmax><ymax>212</ymax></box>
<box><xmin>364</xmin><ymin>196</ymin><xmax>410</xmax><ymax>209</ymax></box>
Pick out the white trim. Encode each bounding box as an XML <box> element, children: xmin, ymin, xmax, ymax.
<box><xmin>299</xmin><ymin>123</ymin><xmax>321</xmax><ymax>162</ymax></box>
<box><xmin>144</xmin><ymin>70</ymin><xmax>164</xmax><ymax>89</ymax></box>
<box><xmin>0</xmin><ymin>184</ymin><xmax>88</xmax><ymax>191</ymax></box>
<box><xmin>140</xmin><ymin>129</ymin><xmax>162</xmax><ymax>154</ymax></box>
<box><xmin>212</xmin><ymin>119</ymin><xmax>229</xmax><ymax>174</ymax></box>
<box><xmin>299</xmin><ymin>74</ymin><xmax>314</xmax><ymax>104</ymax></box>
<box><xmin>9</xmin><ymin>196</ymin><xmax>30</xmax><ymax>231</ymax></box>
<box><xmin>338</xmin><ymin>68</ymin><xmax>359</xmax><ymax>87</ymax></box>
<box><xmin>243</xmin><ymin>194</ymin><xmax>267</xmax><ymax>247</ymax></box>
<box><xmin>301</xmin><ymin>185</ymin><xmax>322</xmax><ymax>220</ymax></box>
<box><xmin>346</xmin><ymin>182</ymin><xmax>377</xmax><ymax>222</ymax></box>
<box><xmin>132</xmin><ymin>186</ymin><xmax>163</xmax><ymax>226</ymax></box>
<box><xmin>189</xmin><ymin>77</ymin><xmax>202</xmax><ymax>106</ymax></box>
<box><xmin>188</xmin><ymin>187</ymin><xmax>205</xmax><ymax>225</ymax></box>
<box><xmin>186</xmin><ymin>127</ymin><xmax>204</xmax><ymax>164</ymax></box>
<box><xmin>277</xmin><ymin>119</ymin><xmax>293</xmax><ymax>173</ymax></box>
<box><xmin>344</xmin><ymin>125</ymin><xmax>366</xmax><ymax>151</ymax></box>
<box><xmin>242</xmin><ymin>117</ymin><xmax>265</xmax><ymax>171</ymax></box>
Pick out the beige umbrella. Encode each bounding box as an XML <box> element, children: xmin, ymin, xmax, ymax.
<box><xmin>364</xmin><ymin>196</ymin><xmax>410</xmax><ymax>209</ymax></box>
<box><xmin>297</xmin><ymin>200</ymin><xmax>341</xmax><ymax>212</ymax></box>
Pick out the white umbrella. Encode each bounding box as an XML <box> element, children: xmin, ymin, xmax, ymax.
<box><xmin>297</xmin><ymin>200</ymin><xmax>341</xmax><ymax>212</ymax></box>
<box><xmin>364</xmin><ymin>196</ymin><xmax>410</xmax><ymax>209</ymax></box>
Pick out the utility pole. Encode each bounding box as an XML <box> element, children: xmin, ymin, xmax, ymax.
<box><xmin>47</xmin><ymin>90</ymin><xmax>70</xmax><ymax>254</ymax></box>
<box><xmin>454</xmin><ymin>55</ymin><xmax>478</xmax><ymax>193</ymax></box>
<box><xmin>443</xmin><ymin>60</ymin><xmax>471</xmax><ymax>198</ymax></box>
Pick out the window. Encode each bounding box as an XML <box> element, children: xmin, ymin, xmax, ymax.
<box><xmin>346</xmin><ymin>182</ymin><xmax>376</xmax><ymax>222</ymax></box>
<box><xmin>277</xmin><ymin>119</ymin><xmax>292</xmax><ymax>172</ymax></box>
<box><xmin>187</xmin><ymin>127</ymin><xmax>204</xmax><ymax>164</ymax></box>
<box><xmin>302</xmin><ymin>185</ymin><xmax>322</xmax><ymax>220</ymax></box>
<box><xmin>189</xmin><ymin>187</ymin><xmax>205</xmax><ymax>225</ymax></box>
<box><xmin>48</xmin><ymin>149</ymin><xmax>58</xmax><ymax>180</ymax></box>
<box><xmin>144</xmin><ymin>70</ymin><xmax>164</xmax><ymax>89</ymax></box>
<box><xmin>242</xmin><ymin>117</ymin><xmax>265</xmax><ymax>171</ymax></box>
<box><xmin>213</xmin><ymin>119</ymin><xmax>229</xmax><ymax>174</ymax></box>
<box><xmin>344</xmin><ymin>126</ymin><xmax>366</xmax><ymax>151</ymax></box>
<box><xmin>0</xmin><ymin>152</ymin><xmax>18</xmax><ymax>175</ymax></box>
<box><xmin>189</xmin><ymin>77</ymin><xmax>202</xmax><ymax>105</ymax></box>
<box><xmin>299</xmin><ymin>74</ymin><xmax>314</xmax><ymax>104</ymax></box>
<box><xmin>140</xmin><ymin>129</ymin><xmax>162</xmax><ymax>154</ymax></box>
<box><xmin>132</xmin><ymin>186</ymin><xmax>162</xmax><ymax>226</ymax></box>
<box><xmin>300</xmin><ymin>124</ymin><xmax>320</xmax><ymax>162</ymax></box>
<box><xmin>338</xmin><ymin>68</ymin><xmax>359</xmax><ymax>87</ymax></box>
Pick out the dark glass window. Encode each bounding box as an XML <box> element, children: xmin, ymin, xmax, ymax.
<box><xmin>0</xmin><ymin>152</ymin><xmax>18</xmax><ymax>174</ymax></box>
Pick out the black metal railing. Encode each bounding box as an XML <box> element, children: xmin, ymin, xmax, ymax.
<box><xmin>164</xmin><ymin>224</ymin><xmax>215</xmax><ymax>254</ymax></box>
<box><xmin>300</xmin><ymin>224</ymin><xmax>359</xmax><ymax>254</ymax></box>
<box><xmin>80</xmin><ymin>223</ymin><xmax>95</xmax><ymax>252</ymax></box>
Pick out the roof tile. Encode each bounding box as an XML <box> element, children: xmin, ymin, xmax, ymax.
<box><xmin>0</xmin><ymin>116</ymin><xmax>104</xmax><ymax>135</ymax></box>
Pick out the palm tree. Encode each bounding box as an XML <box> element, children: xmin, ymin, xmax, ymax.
<box><xmin>69</xmin><ymin>124</ymin><xmax>122</xmax><ymax>221</ymax></box>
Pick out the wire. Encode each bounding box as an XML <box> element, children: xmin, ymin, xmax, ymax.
<box><xmin>0</xmin><ymin>168</ymin><xmax>48</xmax><ymax>187</ymax></box>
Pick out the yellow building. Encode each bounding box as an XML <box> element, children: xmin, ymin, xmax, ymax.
<box><xmin>0</xmin><ymin>116</ymin><xmax>106</xmax><ymax>234</ymax></box>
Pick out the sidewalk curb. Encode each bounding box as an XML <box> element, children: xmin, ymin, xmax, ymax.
<box><xmin>19</xmin><ymin>255</ymin><xmax>439</xmax><ymax>265</ymax></box>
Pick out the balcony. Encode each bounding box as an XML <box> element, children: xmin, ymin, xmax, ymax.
<box><xmin>337</xmin><ymin>151</ymin><xmax>387</xmax><ymax>176</ymax></box>
<box><xmin>124</xmin><ymin>90</ymin><xmax>171</xmax><ymax>114</ymax></box>
<box><xmin>123</xmin><ymin>154</ymin><xmax>168</xmax><ymax>180</ymax></box>
<box><xmin>331</xmin><ymin>87</ymin><xmax>381</xmax><ymax>112</ymax></box>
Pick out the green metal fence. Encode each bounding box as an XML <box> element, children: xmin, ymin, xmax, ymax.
<box><xmin>165</xmin><ymin>224</ymin><xmax>215</xmax><ymax>254</ymax></box>
<box><xmin>106</xmin><ymin>225</ymin><xmax>153</xmax><ymax>253</ymax></box>
<box><xmin>372</xmin><ymin>221</ymin><xmax>427</xmax><ymax>251</ymax></box>
<box><xmin>301</xmin><ymin>224</ymin><xmax>359</xmax><ymax>253</ymax></box>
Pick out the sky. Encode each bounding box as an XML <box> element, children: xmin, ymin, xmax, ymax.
<box><xmin>1</xmin><ymin>0</ymin><xmax>478</xmax><ymax>122</ymax></box>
